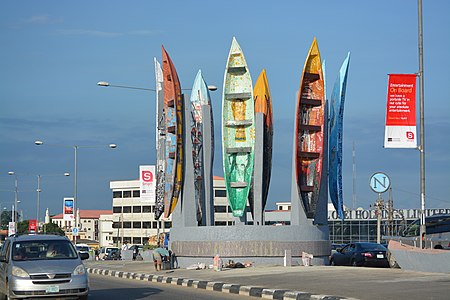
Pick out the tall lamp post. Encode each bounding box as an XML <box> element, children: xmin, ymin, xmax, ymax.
<box><xmin>36</xmin><ymin>173</ymin><xmax>70</xmax><ymax>230</ymax></box>
<box><xmin>7</xmin><ymin>171</ymin><xmax>19</xmax><ymax>225</ymax></box>
<box><xmin>34</xmin><ymin>140</ymin><xmax>117</xmax><ymax>239</ymax></box>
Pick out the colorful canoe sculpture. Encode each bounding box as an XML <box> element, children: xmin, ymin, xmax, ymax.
<box><xmin>295</xmin><ymin>38</ymin><xmax>325</xmax><ymax>219</ymax></box>
<box><xmin>249</xmin><ymin>69</ymin><xmax>273</xmax><ymax>214</ymax></box>
<box><xmin>190</xmin><ymin>70</ymin><xmax>214</xmax><ymax>223</ymax></box>
<box><xmin>162</xmin><ymin>46</ymin><xmax>183</xmax><ymax>218</ymax></box>
<box><xmin>222</xmin><ymin>37</ymin><xmax>255</xmax><ymax>217</ymax></box>
<box><xmin>329</xmin><ymin>52</ymin><xmax>350</xmax><ymax>220</ymax></box>
<box><xmin>154</xmin><ymin>57</ymin><xmax>165</xmax><ymax>220</ymax></box>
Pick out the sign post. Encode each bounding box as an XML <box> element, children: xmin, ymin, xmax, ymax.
<box><xmin>369</xmin><ymin>172</ymin><xmax>391</xmax><ymax>243</ymax></box>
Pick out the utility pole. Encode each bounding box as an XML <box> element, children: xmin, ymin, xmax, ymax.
<box><xmin>387</xmin><ymin>188</ymin><xmax>394</xmax><ymax>237</ymax></box>
<box><xmin>375</xmin><ymin>195</ymin><xmax>385</xmax><ymax>244</ymax></box>
<box><xmin>417</xmin><ymin>0</ymin><xmax>426</xmax><ymax>250</ymax></box>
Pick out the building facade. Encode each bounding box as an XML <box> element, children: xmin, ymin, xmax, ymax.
<box><xmin>52</xmin><ymin>210</ymin><xmax>112</xmax><ymax>242</ymax></box>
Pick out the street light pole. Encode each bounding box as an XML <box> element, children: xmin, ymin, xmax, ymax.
<box><xmin>36</xmin><ymin>173</ymin><xmax>70</xmax><ymax>231</ymax></box>
<box><xmin>35</xmin><ymin>140</ymin><xmax>117</xmax><ymax>241</ymax></box>
<box><xmin>417</xmin><ymin>0</ymin><xmax>426</xmax><ymax>249</ymax></box>
<box><xmin>7</xmin><ymin>172</ymin><xmax>19</xmax><ymax>226</ymax></box>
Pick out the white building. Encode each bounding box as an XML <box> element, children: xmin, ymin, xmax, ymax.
<box><xmin>52</xmin><ymin>210</ymin><xmax>112</xmax><ymax>242</ymax></box>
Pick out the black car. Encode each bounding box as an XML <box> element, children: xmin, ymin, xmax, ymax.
<box><xmin>104</xmin><ymin>248</ymin><xmax>121</xmax><ymax>260</ymax></box>
<box><xmin>329</xmin><ymin>242</ymin><xmax>390</xmax><ymax>267</ymax></box>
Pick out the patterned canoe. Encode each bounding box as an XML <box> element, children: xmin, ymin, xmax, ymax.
<box><xmin>190</xmin><ymin>70</ymin><xmax>214</xmax><ymax>223</ymax></box>
<box><xmin>222</xmin><ymin>37</ymin><xmax>255</xmax><ymax>217</ymax></box>
<box><xmin>295</xmin><ymin>38</ymin><xmax>325</xmax><ymax>219</ymax></box>
<box><xmin>249</xmin><ymin>69</ymin><xmax>273</xmax><ymax>215</ymax></box>
<box><xmin>154</xmin><ymin>57</ymin><xmax>165</xmax><ymax>220</ymax></box>
<box><xmin>162</xmin><ymin>46</ymin><xmax>183</xmax><ymax>218</ymax></box>
<box><xmin>329</xmin><ymin>52</ymin><xmax>350</xmax><ymax>220</ymax></box>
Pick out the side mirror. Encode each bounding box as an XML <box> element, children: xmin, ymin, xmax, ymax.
<box><xmin>79</xmin><ymin>252</ymin><xmax>89</xmax><ymax>260</ymax></box>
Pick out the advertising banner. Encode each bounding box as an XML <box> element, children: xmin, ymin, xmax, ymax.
<box><xmin>384</xmin><ymin>74</ymin><xmax>417</xmax><ymax>148</ymax></box>
<box><xmin>140</xmin><ymin>165</ymin><xmax>156</xmax><ymax>202</ymax></box>
<box><xmin>63</xmin><ymin>197</ymin><xmax>74</xmax><ymax>221</ymax></box>
<box><xmin>28</xmin><ymin>219</ymin><xmax>37</xmax><ymax>232</ymax></box>
<box><xmin>8</xmin><ymin>222</ymin><xmax>16</xmax><ymax>236</ymax></box>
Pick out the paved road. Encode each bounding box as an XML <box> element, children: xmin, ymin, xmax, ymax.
<box><xmin>88</xmin><ymin>272</ymin><xmax>250</xmax><ymax>299</ymax></box>
<box><xmin>85</xmin><ymin>261</ymin><xmax>450</xmax><ymax>300</ymax></box>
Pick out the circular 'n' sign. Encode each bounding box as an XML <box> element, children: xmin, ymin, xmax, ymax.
<box><xmin>369</xmin><ymin>172</ymin><xmax>391</xmax><ymax>194</ymax></box>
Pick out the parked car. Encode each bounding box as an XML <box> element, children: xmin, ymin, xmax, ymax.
<box><xmin>329</xmin><ymin>242</ymin><xmax>390</xmax><ymax>267</ymax></box>
<box><xmin>0</xmin><ymin>234</ymin><xmax>89</xmax><ymax>299</ymax></box>
<box><xmin>104</xmin><ymin>248</ymin><xmax>121</xmax><ymax>260</ymax></box>
<box><xmin>75</xmin><ymin>243</ymin><xmax>90</xmax><ymax>254</ymax></box>
<box><xmin>99</xmin><ymin>246</ymin><xmax>119</xmax><ymax>260</ymax></box>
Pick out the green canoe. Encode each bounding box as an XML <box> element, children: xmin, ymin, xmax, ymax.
<box><xmin>222</xmin><ymin>37</ymin><xmax>255</xmax><ymax>217</ymax></box>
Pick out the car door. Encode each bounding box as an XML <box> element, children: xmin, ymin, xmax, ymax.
<box><xmin>340</xmin><ymin>244</ymin><xmax>356</xmax><ymax>265</ymax></box>
<box><xmin>333</xmin><ymin>244</ymin><xmax>349</xmax><ymax>265</ymax></box>
<box><xmin>0</xmin><ymin>240</ymin><xmax>10</xmax><ymax>294</ymax></box>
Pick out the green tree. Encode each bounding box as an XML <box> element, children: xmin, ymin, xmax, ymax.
<box><xmin>17</xmin><ymin>220</ymin><xmax>29</xmax><ymax>234</ymax></box>
<box><xmin>41</xmin><ymin>222</ymin><xmax>64</xmax><ymax>235</ymax></box>
<box><xmin>0</xmin><ymin>211</ymin><xmax>12</xmax><ymax>230</ymax></box>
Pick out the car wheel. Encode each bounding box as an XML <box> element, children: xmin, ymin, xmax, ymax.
<box><xmin>78</xmin><ymin>295</ymin><xmax>88</xmax><ymax>300</ymax></box>
<box><xmin>330</xmin><ymin>259</ymin><xmax>336</xmax><ymax>266</ymax></box>
<box><xmin>387</xmin><ymin>250</ymin><xmax>400</xmax><ymax>268</ymax></box>
<box><xmin>351</xmin><ymin>259</ymin><xmax>360</xmax><ymax>267</ymax></box>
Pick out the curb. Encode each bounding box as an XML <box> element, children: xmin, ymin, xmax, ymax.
<box><xmin>86</xmin><ymin>267</ymin><xmax>359</xmax><ymax>300</ymax></box>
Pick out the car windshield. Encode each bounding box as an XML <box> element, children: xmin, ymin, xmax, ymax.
<box><xmin>359</xmin><ymin>243</ymin><xmax>386</xmax><ymax>251</ymax></box>
<box><xmin>12</xmin><ymin>240</ymin><xmax>78</xmax><ymax>261</ymax></box>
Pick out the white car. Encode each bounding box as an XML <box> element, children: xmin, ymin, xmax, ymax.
<box><xmin>0</xmin><ymin>234</ymin><xmax>89</xmax><ymax>299</ymax></box>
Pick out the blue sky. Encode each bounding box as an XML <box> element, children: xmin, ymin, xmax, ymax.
<box><xmin>1</xmin><ymin>0</ymin><xmax>449</xmax><ymax>221</ymax></box>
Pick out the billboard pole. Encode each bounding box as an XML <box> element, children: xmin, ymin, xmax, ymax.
<box><xmin>417</xmin><ymin>0</ymin><xmax>426</xmax><ymax>249</ymax></box>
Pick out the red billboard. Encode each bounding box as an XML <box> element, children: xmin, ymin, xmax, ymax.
<box><xmin>384</xmin><ymin>74</ymin><xmax>417</xmax><ymax>148</ymax></box>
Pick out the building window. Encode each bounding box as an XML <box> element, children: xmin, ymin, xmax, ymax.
<box><xmin>133</xmin><ymin>206</ymin><xmax>142</xmax><ymax>213</ymax></box>
<box><xmin>215</xmin><ymin>221</ymin><xmax>227</xmax><ymax>226</ymax></box>
<box><xmin>123</xmin><ymin>191</ymin><xmax>132</xmax><ymax>198</ymax></box>
<box><xmin>152</xmin><ymin>221</ymin><xmax>158</xmax><ymax>228</ymax></box>
<box><xmin>143</xmin><ymin>206</ymin><xmax>151</xmax><ymax>213</ymax></box>
<box><xmin>112</xmin><ymin>222</ymin><xmax>120</xmax><ymax>228</ymax></box>
<box><xmin>123</xmin><ymin>206</ymin><xmax>131</xmax><ymax>213</ymax></box>
<box><xmin>113</xmin><ymin>191</ymin><xmax>122</xmax><ymax>198</ymax></box>
<box><xmin>113</xmin><ymin>206</ymin><xmax>122</xmax><ymax>213</ymax></box>
<box><xmin>214</xmin><ymin>206</ymin><xmax>227</xmax><ymax>213</ymax></box>
<box><xmin>122</xmin><ymin>222</ymin><xmax>131</xmax><ymax>228</ymax></box>
<box><xmin>164</xmin><ymin>222</ymin><xmax>171</xmax><ymax>228</ymax></box>
<box><xmin>133</xmin><ymin>190</ymin><xmax>140</xmax><ymax>198</ymax></box>
<box><xmin>143</xmin><ymin>222</ymin><xmax>151</xmax><ymax>229</ymax></box>
<box><xmin>214</xmin><ymin>189</ymin><xmax>227</xmax><ymax>197</ymax></box>
<box><xmin>133</xmin><ymin>237</ymin><xmax>141</xmax><ymax>244</ymax></box>
<box><xmin>133</xmin><ymin>222</ymin><xmax>142</xmax><ymax>228</ymax></box>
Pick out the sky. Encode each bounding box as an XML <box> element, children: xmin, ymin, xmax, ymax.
<box><xmin>1</xmin><ymin>0</ymin><xmax>449</xmax><ymax>221</ymax></box>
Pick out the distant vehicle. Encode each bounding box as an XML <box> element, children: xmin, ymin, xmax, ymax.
<box><xmin>402</xmin><ymin>214</ymin><xmax>450</xmax><ymax>249</ymax></box>
<box><xmin>0</xmin><ymin>234</ymin><xmax>89</xmax><ymax>299</ymax></box>
<box><xmin>104</xmin><ymin>249</ymin><xmax>121</xmax><ymax>260</ymax></box>
<box><xmin>331</xmin><ymin>243</ymin><xmax>345</xmax><ymax>255</ymax></box>
<box><xmin>99</xmin><ymin>246</ymin><xmax>119</xmax><ymax>260</ymax></box>
<box><xmin>330</xmin><ymin>242</ymin><xmax>390</xmax><ymax>267</ymax></box>
<box><xmin>75</xmin><ymin>244</ymin><xmax>90</xmax><ymax>254</ymax></box>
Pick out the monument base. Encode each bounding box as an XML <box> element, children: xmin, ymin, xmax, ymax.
<box><xmin>170</xmin><ymin>225</ymin><xmax>330</xmax><ymax>267</ymax></box>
